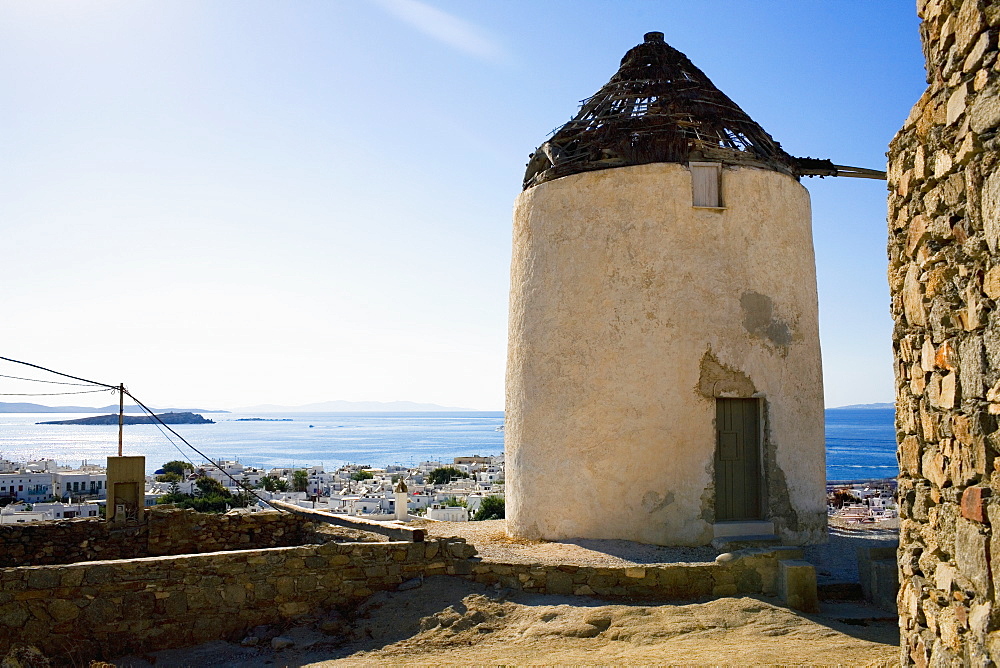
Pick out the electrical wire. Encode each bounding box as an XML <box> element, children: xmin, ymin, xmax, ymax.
<box><xmin>0</xmin><ymin>356</ymin><xmax>117</xmax><ymax>389</ymax></box>
<box><xmin>0</xmin><ymin>373</ymin><xmax>102</xmax><ymax>387</ymax></box>
<box><xmin>0</xmin><ymin>389</ymin><xmax>113</xmax><ymax>397</ymax></box>
<box><xmin>0</xmin><ymin>355</ymin><xmax>284</xmax><ymax>512</ymax></box>
<box><xmin>137</xmin><ymin>404</ymin><xmax>199</xmax><ymax>473</ymax></box>
<box><xmin>125</xmin><ymin>391</ymin><xmax>281</xmax><ymax>511</ymax></box>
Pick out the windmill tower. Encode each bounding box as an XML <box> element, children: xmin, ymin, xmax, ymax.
<box><xmin>505</xmin><ymin>33</ymin><xmax>868</xmax><ymax>546</ymax></box>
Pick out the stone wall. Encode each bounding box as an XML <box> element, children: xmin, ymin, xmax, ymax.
<box><xmin>467</xmin><ymin>547</ymin><xmax>801</xmax><ymax>600</ymax></box>
<box><xmin>889</xmin><ymin>0</ymin><xmax>1000</xmax><ymax>664</ymax></box>
<box><xmin>0</xmin><ymin>509</ymin><xmax>318</xmax><ymax>567</ymax></box>
<box><xmin>0</xmin><ymin>540</ymin><xmax>802</xmax><ymax>663</ymax></box>
<box><xmin>0</xmin><ymin>537</ymin><xmax>476</xmax><ymax>662</ymax></box>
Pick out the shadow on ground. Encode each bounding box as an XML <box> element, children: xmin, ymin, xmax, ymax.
<box><xmin>114</xmin><ymin>575</ymin><xmax>898</xmax><ymax>667</ymax></box>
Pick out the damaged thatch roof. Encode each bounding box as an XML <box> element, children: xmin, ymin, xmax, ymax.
<box><xmin>523</xmin><ymin>32</ymin><xmax>884</xmax><ymax>190</ymax></box>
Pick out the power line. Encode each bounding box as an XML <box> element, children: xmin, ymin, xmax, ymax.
<box><xmin>1</xmin><ymin>355</ymin><xmax>283</xmax><ymax>512</ymax></box>
<box><xmin>125</xmin><ymin>390</ymin><xmax>281</xmax><ymax>512</ymax></box>
<box><xmin>0</xmin><ymin>389</ymin><xmax>113</xmax><ymax>397</ymax></box>
<box><xmin>0</xmin><ymin>373</ymin><xmax>101</xmax><ymax>387</ymax></box>
<box><xmin>136</xmin><ymin>404</ymin><xmax>199</xmax><ymax>473</ymax></box>
<box><xmin>0</xmin><ymin>356</ymin><xmax>117</xmax><ymax>389</ymax></box>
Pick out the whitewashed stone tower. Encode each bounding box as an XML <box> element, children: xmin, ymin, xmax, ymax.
<box><xmin>506</xmin><ymin>33</ymin><xmax>831</xmax><ymax>546</ymax></box>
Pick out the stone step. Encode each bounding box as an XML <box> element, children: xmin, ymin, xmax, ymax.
<box><xmin>818</xmin><ymin>582</ymin><xmax>864</xmax><ymax>601</ymax></box>
<box><xmin>713</xmin><ymin>521</ymin><xmax>775</xmax><ymax>538</ymax></box>
<box><xmin>711</xmin><ymin>533</ymin><xmax>783</xmax><ymax>551</ymax></box>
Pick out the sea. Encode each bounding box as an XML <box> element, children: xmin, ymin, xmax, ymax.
<box><xmin>0</xmin><ymin>408</ymin><xmax>897</xmax><ymax>482</ymax></box>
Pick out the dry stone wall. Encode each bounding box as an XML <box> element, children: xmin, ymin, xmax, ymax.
<box><xmin>0</xmin><ymin>538</ymin><xmax>803</xmax><ymax>663</ymax></box>
<box><xmin>0</xmin><ymin>538</ymin><xmax>477</xmax><ymax>662</ymax></box>
<box><xmin>0</xmin><ymin>509</ymin><xmax>317</xmax><ymax>567</ymax></box>
<box><xmin>467</xmin><ymin>547</ymin><xmax>801</xmax><ymax>600</ymax></box>
<box><xmin>890</xmin><ymin>0</ymin><xmax>1000</xmax><ymax>664</ymax></box>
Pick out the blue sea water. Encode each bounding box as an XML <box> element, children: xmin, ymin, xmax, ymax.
<box><xmin>0</xmin><ymin>412</ymin><xmax>506</xmax><ymax>474</ymax></box>
<box><xmin>825</xmin><ymin>408</ymin><xmax>897</xmax><ymax>482</ymax></box>
<box><xmin>0</xmin><ymin>408</ymin><xmax>897</xmax><ymax>481</ymax></box>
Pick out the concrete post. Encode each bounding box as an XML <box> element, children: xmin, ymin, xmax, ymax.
<box><xmin>394</xmin><ymin>477</ymin><xmax>408</xmax><ymax>521</ymax></box>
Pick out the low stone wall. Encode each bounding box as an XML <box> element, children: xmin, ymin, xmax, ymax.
<box><xmin>0</xmin><ymin>509</ymin><xmax>318</xmax><ymax>567</ymax></box>
<box><xmin>0</xmin><ymin>541</ymin><xmax>802</xmax><ymax>662</ymax></box>
<box><xmin>146</xmin><ymin>509</ymin><xmax>318</xmax><ymax>556</ymax></box>
<box><xmin>0</xmin><ymin>537</ymin><xmax>478</xmax><ymax>661</ymax></box>
<box><xmin>469</xmin><ymin>547</ymin><xmax>802</xmax><ymax>599</ymax></box>
<box><xmin>0</xmin><ymin>517</ymin><xmax>146</xmax><ymax>566</ymax></box>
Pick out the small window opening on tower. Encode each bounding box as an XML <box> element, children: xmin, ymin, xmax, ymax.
<box><xmin>690</xmin><ymin>162</ymin><xmax>724</xmax><ymax>209</ymax></box>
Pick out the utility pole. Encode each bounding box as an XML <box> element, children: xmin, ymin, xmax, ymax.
<box><xmin>118</xmin><ymin>383</ymin><xmax>124</xmax><ymax>457</ymax></box>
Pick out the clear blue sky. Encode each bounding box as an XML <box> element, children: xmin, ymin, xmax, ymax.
<box><xmin>0</xmin><ymin>1</ymin><xmax>924</xmax><ymax>410</ymax></box>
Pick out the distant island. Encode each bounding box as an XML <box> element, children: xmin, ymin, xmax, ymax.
<box><xmin>828</xmin><ymin>402</ymin><xmax>894</xmax><ymax>410</ymax></box>
<box><xmin>3</xmin><ymin>401</ymin><xmax>228</xmax><ymax>414</ymax></box>
<box><xmin>235</xmin><ymin>400</ymin><xmax>479</xmax><ymax>413</ymax></box>
<box><xmin>234</xmin><ymin>418</ymin><xmax>293</xmax><ymax>422</ymax></box>
<box><xmin>38</xmin><ymin>412</ymin><xmax>215</xmax><ymax>425</ymax></box>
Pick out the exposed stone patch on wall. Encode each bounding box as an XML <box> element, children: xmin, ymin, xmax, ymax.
<box><xmin>697</xmin><ymin>349</ymin><xmax>756</xmax><ymax>398</ymax></box>
<box><xmin>890</xmin><ymin>1</ymin><xmax>1000</xmax><ymax>664</ymax></box>
<box><xmin>0</xmin><ymin>539</ymin><xmax>800</xmax><ymax>663</ymax></box>
<box><xmin>764</xmin><ymin>440</ymin><xmax>801</xmax><ymax>534</ymax></box>
<box><xmin>0</xmin><ymin>509</ymin><xmax>320</xmax><ymax>567</ymax></box>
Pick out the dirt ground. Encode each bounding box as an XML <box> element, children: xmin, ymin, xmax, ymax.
<box><xmin>115</xmin><ymin>575</ymin><xmax>899</xmax><ymax>667</ymax></box>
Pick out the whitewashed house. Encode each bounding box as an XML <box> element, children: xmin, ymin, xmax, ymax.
<box><xmin>0</xmin><ymin>471</ymin><xmax>52</xmax><ymax>503</ymax></box>
<box><xmin>426</xmin><ymin>504</ymin><xmax>469</xmax><ymax>522</ymax></box>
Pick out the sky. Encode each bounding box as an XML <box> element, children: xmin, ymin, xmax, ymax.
<box><xmin>0</xmin><ymin>1</ymin><xmax>925</xmax><ymax>411</ymax></box>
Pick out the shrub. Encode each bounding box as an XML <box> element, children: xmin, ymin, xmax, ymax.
<box><xmin>427</xmin><ymin>467</ymin><xmax>468</xmax><ymax>485</ymax></box>
<box><xmin>473</xmin><ymin>495</ymin><xmax>505</xmax><ymax>521</ymax></box>
<box><xmin>162</xmin><ymin>460</ymin><xmax>194</xmax><ymax>477</ymax></box>
<box><xmin>258</xmin><ymin>476</ymin><xmax>289</xmax><ymax>492</ymax></box>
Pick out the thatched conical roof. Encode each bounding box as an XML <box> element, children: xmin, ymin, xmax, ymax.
<box><xmin>523</xmin><ymin>32</ymin><xmax>800</xmax><ymax>189</ymax></box>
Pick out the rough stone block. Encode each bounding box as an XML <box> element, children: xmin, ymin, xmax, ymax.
<box><xmin>857</xmin><ymin>547</ymin><xmax>899</xmax><ymax>614</ymax></box>
<box><xmin>777</xmin><ymin>560</ymin><xmax>818</xmax><ymax>613</ymax></box>
<box><xmin>948</xmin><ymin>82</ymin><xmax>970</xmax><ymax>124</ymax></box>
<box><xmin>901</xmin><ymin>435</ymin><xmax>923</xmax><ymax>475</ymax></box>
<box><xmin>961</xmin><ymin>485</ymin><xmax>991</xmax><ymax>523</ymax></box>
<box><xmin>965</xmin><ymin>30</ymin><xmax>993</xmax><ymax>72</ymax></box>
<box><xmin>956</xmin><ymin>518</ymin><xmax>991</xmax><ymax>596</ymax></box>
<box><xmin>546</xmin><ymin>570</ymin><xmax>574</xmax><ymax>595</ymax></box>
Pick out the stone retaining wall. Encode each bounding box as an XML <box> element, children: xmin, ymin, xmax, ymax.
<box><xmin>0</xmin><ymin>537</ymin><xmax>477</xmax><ymax>661</ymax></box>
<box><xmin>0</xmin><ymin>540</ymin><xmax>800</xmax><ymax>662</ymax></box>
<box><xmin>889</xmin><ymin>0</ymin><xmax>1000</xmax><ymax>665</ymax></box>
<box><xmin>0</xmin><ymin>509</ymin><xmax>317</xmax><ymax>567</ymax></box>
<box><xmin>467</xmin><ymin>548</ymin><xmax>799</xmax><ymax>600</ymax></box>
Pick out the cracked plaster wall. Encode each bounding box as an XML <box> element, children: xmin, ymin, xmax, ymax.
<box><xmin>505</xmin><ymin>162</ymin><xmax>826</xmax><ymax>546</ymax></box>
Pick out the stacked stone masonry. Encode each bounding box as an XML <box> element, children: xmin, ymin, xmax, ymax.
<box><xmin>890</xmin><ymin>0</ymin><xmax>1000</xmax><ymax>665</ymax></box>
<box><xmin>0</xmin><ymin>537</ymin><xmax>801</xmax><ymax>663</ymax></box>
<box><xmin>0</xmin><ymin>509</ymin><xmax>318</xmax><ymax>567</ymax></box>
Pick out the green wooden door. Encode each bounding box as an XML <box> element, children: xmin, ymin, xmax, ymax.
<box><xmin>715</xmin><ymin>398</ymin><xmax>762</xmax><ymax>521</ymax></box>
